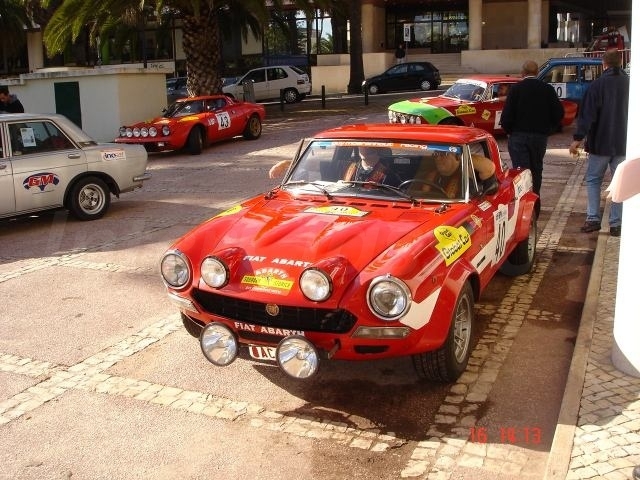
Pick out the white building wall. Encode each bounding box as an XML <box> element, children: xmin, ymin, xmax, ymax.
<box><xmin>4</xmin><ymin>68</ymin><xmax>166</xmax><ymax>142</ymax></box>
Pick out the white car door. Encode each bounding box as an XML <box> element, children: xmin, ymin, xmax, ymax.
<box><xmin>7</xmin><ymin>120</ymin><xmax>87</xmax><ymax>215</ymax></box>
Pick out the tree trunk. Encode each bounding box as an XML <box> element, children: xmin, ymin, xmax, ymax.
<box><xmin>181</xmin><ymin>10</ymin><xmax>222</xmax><ymax>96</ymax></box>
<box><xmin>347</xmin><ymin>1</ymin><xmax>364</xmax><ymax>94</ymax></box>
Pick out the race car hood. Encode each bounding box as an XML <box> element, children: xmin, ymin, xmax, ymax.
<box><xmin>174</xmin><ymin>195</ymin><xmax>450</xmax><ymax>299</ymax></box>
<box><xmin>388</xmin><ymin>97</ymin><xmax>469</xmax><ymax>124</ymax></box>
<box><xmin>126</xmin><ymin>116</ymin><xmax>188</xmax><ymax>128</ymax></box>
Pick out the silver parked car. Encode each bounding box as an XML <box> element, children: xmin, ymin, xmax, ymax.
<box><xmin>223</xmin><ymin>65</ymin><xmax>312</xmax><ymax>103</ymax></box>
<box><xmin>0</xmin><ymin>113</ymin><xmax>151</xmax><ymax>221</ymax></box>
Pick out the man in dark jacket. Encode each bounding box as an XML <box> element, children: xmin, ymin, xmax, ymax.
<box><xmin>500</xmin><ymin>60</ymin><xmax>565</xmax><ymax>196</ymax></box>
<box><xmin>0</xmin><ymin>86</ymin><xmax>25</xmax><ymax>113</ymax></box>
<box><xmin>569</xmin><ymin>49</ymin><xmax>629</xmax><ymax>237</ymax></box>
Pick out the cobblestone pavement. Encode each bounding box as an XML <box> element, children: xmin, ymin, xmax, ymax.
<box><xmin>0</xmin><ymin>97</ymin><xmax>637</xmax><ymax>479</ymax></box>
<box><xmin>546</xmin><ymin>231</ymin><xmax>640</xmax><ymax>480</ymax></box>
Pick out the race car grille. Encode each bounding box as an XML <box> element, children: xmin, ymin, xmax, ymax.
<box><xmin>192</xmin><ymin>289</ymin><xmax>357</xmax><ymax>333</ymax></box>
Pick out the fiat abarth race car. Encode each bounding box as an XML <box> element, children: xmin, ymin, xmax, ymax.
<box><xmin>160</xmin><ymin>124</ymin><xmax>539</xmax><ymax>382</ymax></box>
<box><xmin>1</xmin><ymin>113</ymin><xmax>150</xmax><ymax>221</ymax></box>
<box><xmin>387</xmin><ymin>75</ymin><xmax>578</xmax><ymax>135</ymax></box>
<box><xmin>115</xmin><ymin>94</ymin><xmax>265</xmax><ymax>155</ymax></box>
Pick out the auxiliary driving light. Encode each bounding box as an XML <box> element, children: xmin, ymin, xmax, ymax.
<box><xmin>276</xmin><ymin>336</ymin><xmax>319</xmax><ymax>379</ymax></box>
<box><xmin>200</xmin><ymin>323</ymin><xmax>238</xmax><ymax>367</ymax></box>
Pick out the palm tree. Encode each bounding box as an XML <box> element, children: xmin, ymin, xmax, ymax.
<box><xmin>0</xmin><ymin>0</ymin><xmax>31</xmax><ymax>59</ymax></box>
<box><xmin>40</xmin><ymin>0</ymin><xmax>330</xmax><ymax>97</ymax></box>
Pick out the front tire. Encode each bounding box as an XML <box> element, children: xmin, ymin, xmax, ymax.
<box><xmin>413</xmin><ymin>282</ymin><xmax>474</xmax><ymax>382</ymax></box>
<box><xmin>500</xmin><ymin>216</ymin><xmax>537</xmax><ymax>276</ymax></box>
<box><xmin>282</xmin><ymin>88</ymin><xmax>300</xmax><ymax>103</ymax></box>
<box><xmin>186</xmin><ymin>127</ymin><xmax>204</xmax><ymax>155</ymax></box>
<box><xmin>68</xmin><ymin>176</ymin><xmax>111</xmax><ymax>221</ymax></box>
<box><xmin>420</xmin><ymin>79</ymin><xmax>432</xmax><ymax>91</ymax></box>
<box><xmin>243</xmin><ymin>114</ymin><xmax>262</xmax><ymax>140</ymax></box>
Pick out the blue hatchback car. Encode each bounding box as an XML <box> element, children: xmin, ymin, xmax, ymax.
<box><xmin>537</xmin><ymin>57</ymin><xmax>604</xmax><ymax>104</ymax></box>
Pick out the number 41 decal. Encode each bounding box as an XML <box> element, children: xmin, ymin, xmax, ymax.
<box><xmin>492</xmin><ymin>204</ymin><xmax>508</xmax><ymax>265</ymax></box>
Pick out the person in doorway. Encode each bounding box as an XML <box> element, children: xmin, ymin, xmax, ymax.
<box><xmin>569</xmin><ymin>49</ymin><xmax>629</xmax><ymax>237</ymax></box>
<box><xmin>0</xmin><ymin>86</ymin><xmax>25</xmax><ymax>113</ymax></box>
<box><xmin>499</xmin><ymin>60</ymin><xmax>564</xmax><ymax>197</ymax></box>
<box><xmin>395</xmin><ymin>43</ymin><xmax>406</xmax><ymax>64</ymax></box>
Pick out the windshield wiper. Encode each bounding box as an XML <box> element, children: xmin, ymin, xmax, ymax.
<box><xmin>339</xmin><ymin>181</ymin><xmax>418</xmax><ymax>205</ymax></box>
<box><xmin>283</xmin><ymin>180</ymin><xmax>333</xmax><ymax>200</ymax></box>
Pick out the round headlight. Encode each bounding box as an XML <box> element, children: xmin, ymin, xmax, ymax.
<box><xmin>276</xmin><ymin>336</ymin><xmax>319</xmax><ymax>379</ymax></box>
<box><xmin>367</xmin><ymin>275</ymin><xmax>411</xmax><ymax>320</ymax></box>
<box><xmin>388</xmin><ymin>111</ymin><xmax>394</xmax><ymax>121</ymax></box>
<box><xmin>300</xmin><ymin>268</ymin><xmax>332</xmax><ymax>302</ymax></box>
<box><xmin>160</xmin><ymin>251</ymin><xmax>191</xmax><ymax>288</ymax></box>
<box><xmin>140</xmin><ymin>127</ymin><xmax>149</xmax><ymax>137</ymax></box>
<box><xmin>415</xmin><ymin>117</ymin><xmax>422</xmax><ymax>124</ymax></box>
<box><xmin>149</xmin><ymin>126</ymin><xmax>158</xmax><ymax>137</ymax></box>
<box><xmin>119</xmin><ymin>127</ymin><xmax>126</xmax><ymax>137</ymax></box>
<box><xmin>162</xmin><ymin>125</ymin><xmax>171</xmax><ymax>136</ymax></box>
<box><xmin>133</xmin><ymin>127</ymin><xmax>141</xmax><ymax>137</ymax></box>
<box><xmin>125</xmin><ymin>128</ymin><xmax>133</xmax><ymax>138</ymax></box>
<box><xmin>400</xmin><ymin>115</ymin><xmax>407</xmax><ymax>124</ymax></box>
<box><xmin>201</xmin><ymin>257</ymin><xmax>229</xmax><ymax>288</ymax></box>
<box><xmin>200</xmin><ymin>323</ymin><xmax>238</xmax><ymax>367</ymax></box>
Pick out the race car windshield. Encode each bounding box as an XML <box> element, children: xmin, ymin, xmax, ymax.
<box><xmin>282</xmin><ymin>140</ymin><xmax>466</xmax><ymax>202</ymax></box>
<box><xmin>442</xmin><ymin>82</ymin><xmax>487</xmax><ymax>101</ymax></box>
<box><xmin>163</xmin><ymin>100</ymin><xmax>204</xmax><ymax>118</ymax></box>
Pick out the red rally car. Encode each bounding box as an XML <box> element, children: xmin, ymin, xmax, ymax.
<box><xmin>160</xmin><ymin>124</ymin><xmax>539</xmax><ymax>382</ymax></box>
<box><xmin>115</xmin><ymin>95</ymin><xmax>265</xmax><ymax>155</ymax></box>
<box><xmin>388</xmin><ymin>75</ymin><xmax>578</xmax><ymax>135</ymax></box>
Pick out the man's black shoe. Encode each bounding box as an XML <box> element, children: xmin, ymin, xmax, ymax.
<box><xmin>632</xmin><ymin>465</ymin><xmax>640</xmax><ymax>480</ymax></box>
<box><xmin>580</xmin><ymin>221</ymin><xmax>601</xmax><ymax>233</ymax></box>
<box><xmin>610</xmin><ymin>226</ymin><xmax>621</xmax><ymax>237</ymax></box>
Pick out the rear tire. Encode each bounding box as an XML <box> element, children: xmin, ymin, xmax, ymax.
<box><xmin>186</xmin><ymin>127</ymin><xmax>203</xmax><ymax>155</ymax></box>
<box><xmin>243</xmin><ymin>114</ymin><xmax>262</xmax><ymax>140</ymax></box>
<box><xmin>368</xmin><ymin>84</ymin><xmax>380</xmax><ymax>95</ymax></box>
<box><xmin>500</xmin><ymin>215</ymin><xmax>537</xmax><ymax>276</ymax></box>
<box><xmin>413</xmin><ymin>282</ymin><xmax>474</xmax><ymax>382</ymax></box>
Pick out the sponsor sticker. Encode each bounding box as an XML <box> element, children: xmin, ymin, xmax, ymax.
<box><xmin>434</xmin><ymin>225</ymin><xmax>471</xmax><ymax>266</ymax></box>
<box><xmin>215</xmin><ymin>205</ymin><xmax>242</xmax><ymax>217</ymax></box>
<box><xmin>241</xmin><ymin>268</ymin><xmax>294</xmax><ymax>294</ymax></box>
<box><xmin>101</xmin><ymin>149</ymin><xmax>126</xmax><ymax>161</ymax></box>
<box><xmin>23</xmin><ymin>172</ymin><xmax>60</xmax><ymax>192</ymax></box>
<box><xmin>481</xmin><ymin>109</ymin><xmax>491</xmax><ymax>121</ymax></box>
<box><xmin>455</xmin><ymin>105</ymin><xmax>476</xmax><ymax>116</ymax></box>
<box><xmin>304</xmin><ymin>205</ymin><xmax>368</xmax><ymax>217</ymax></box>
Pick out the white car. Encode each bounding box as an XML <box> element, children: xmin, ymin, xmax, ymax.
<box><xmin>0</xmin><ymin>113</ymin><xmax>151</xmax><ymax>221</ymax></box>
<box><xmin>223</xmin><ymin>65</ymin><xmax>311</xmax><ymax>103</ymax></box>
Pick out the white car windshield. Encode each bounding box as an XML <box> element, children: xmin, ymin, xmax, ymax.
<box><xmin>282</xmin><ymin>140</ymin><xmax>471</xmax><ymax>202</ymax></box>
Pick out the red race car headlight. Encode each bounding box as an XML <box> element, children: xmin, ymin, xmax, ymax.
<box><xmin>149</xmin><ymin>126</ymin><xmax>158</xmax><ymax>137</ymax></box>
<box><xmin>300</xmin><ymin>268</ymin><xmax>332</xmax><ymax>302</ymax></box>
<box><xmin>367</xmin><ymin>275</ymin><xmax>411</xmax><ymax>321</ymax></box>
<box><xmin>162</xmin><ymin>125</ymin><xmax>171</xmax><ymax>136</ymax></box>
<box><xmin>125</xmin><ymin>128</ymin><xmax>133</xmax><ymax>138</ymax></box>
<box><xmin>133</xmin><ymin>127</ymin><xmax>141</xmax><ymax>137</ymax></box>
<box><xmin>160</xmin><ymin>250</ymin><xmax>191</xmax><ymax>289</ymax></box>
<box><xmin>201</xmin><ymin>257</ymin><xmax>229</xmax><ymax>288</ymax></box>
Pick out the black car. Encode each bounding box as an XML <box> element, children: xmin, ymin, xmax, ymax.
<box><xmin>362</xmin><ymin>61</ymin><xmax>441</xmax><ymax>95</ymax></box>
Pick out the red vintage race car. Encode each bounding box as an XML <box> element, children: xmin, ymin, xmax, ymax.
<box><xmin>115</xmin><ymin>95</ymin><xmax>265</xmax><ymax>155</ymax></box>
<box><xmin>160</xmin><ymin>124</ymin><xmax>539</xmax><ymax>382</ymax></box>
<box><xmin>388</xmin><ymin>75</ymin><xmax>577</xmax><ymax>135</ymax></box>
